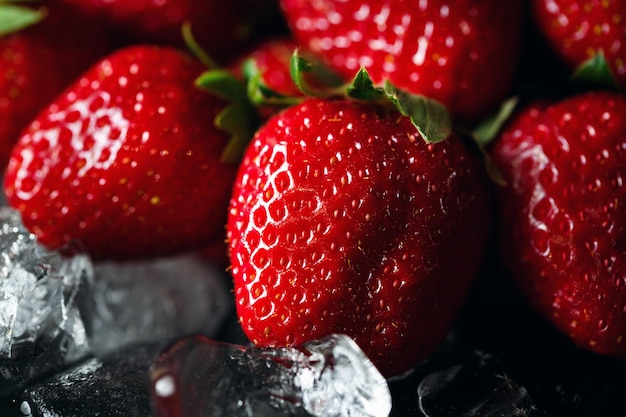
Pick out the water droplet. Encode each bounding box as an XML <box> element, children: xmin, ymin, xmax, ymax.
<box><xmin>155</xmin><ymin>374</ymin><xmax>176</xmax><ymax>398</ymax></box>
<box><xmin>19</xmin><ymin>401</ymin><xmax>31</xmax><ymax>416</ymax></box>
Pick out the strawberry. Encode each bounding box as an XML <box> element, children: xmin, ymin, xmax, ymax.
<box><xmin>3</xmin><ymin>45</ymin><xmax>244</xmax><ymax>261</ymax></box>
<box><xmin>228</xmin><ymin>36</ymin><xmax>344</xmax><ymax>119</ymax></box>
<box><xmin>489</xmin><ymin>91</ymin><xmax>626</xmax><ymax>358</ymax></box>
<box><xmin>531</xmin><ymin>0</ymin><xmax>626</xmax><ymax>87</ymax></box>
<box><xmin>53</xmin><ymin>0</ymin><xmax>283</xmax><ymax>62</ymax></box>
<box><xmin>226</xmin><ymin>87</ymin><xmax>492</xmax><ymax>377</ymax></box>
<box><xmin>0</xmin><ymin>1</ymin><xmax>113</xmax><ymax>169</ymax></box>
<box><xmin>278</xmin><ymin>0</ymin><xmax>524</xmax><ymax>125</ymax></box>
<box><xmin>229</xmin><ymin>37</ymin><xmax>305</xmax><ymax>99</ymax></box>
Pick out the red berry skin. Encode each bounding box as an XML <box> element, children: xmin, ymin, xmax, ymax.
<box><xmin>54</xmin><ymin>0</ymin><xmax>282</xmax><ymax>62</ymax></box>
<box><xmin>490</xmin><ymin>91</ymin><xmax>626</xmax><ymax>357</ymax></box>
<box><xmin>3</xmin><ymin>46</ymin><xmax>238</xmax><ymax>261</ymax></box>
<box><xmin>230</xmin><ymin>37</ymin><xmax>304</xmax><ymax>98</ymax></box>
<box><xmin>227</xmin><ymin>98</ymin><xmax>491</xmax><ymax>377</ymax></box>
<box><xmin>228</xmin><ymin>36</ymin><xmax>339</xmax><ymax>120</ymax></box>
<box><xmin>532</xmin><ymin>0</ymin><xmax>626</xmax><ymax>86</ymax></box>
<box><xmin>0</xmin><ymin>4</ymin><xmax>114</xmax><ymax>169</ymax></box>
<box><xmin>279</xmin><ymin>0</ymin><xmax>524</xmax><ymax>125</ymax></box>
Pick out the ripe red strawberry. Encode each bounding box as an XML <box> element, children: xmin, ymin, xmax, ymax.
<box><xmin>0</xmin><ymin>2</ymin><xmax>113</xmax><ymax>169</ymax></box>
<box><xmin>229</xmin><ymin>37</ymin><xmax>305</xmax><ymax>99</ymax></box>
<box><xmin>226</xmin><ymin>37</ymin><xmax>310</xmax><ymax>123</ymax></box>
<box><xmin>227</xmin><ymin>97</ymin><xmax>492</xmax><ymax>377</ymax></box>
<box><xmin>54</xmin><ymin>0</ymin><xmax>283</xmax><ymax>62</ymax></box>
<box><xmin>489</xmin><ymin>91</ymin><xmax>626</xmax><ymax>357</ymax></box>
<box><xmin>279</xmin><ymin>0</ymin><xmax>524</xmax><ymax>125</ymax></box>
<box><xmin>228</xmin><ymin>36</ymin><xmax>344</xmax><ymax>120</ymax></box>
<box><xmin>3</xmin><ymin>45</ymin><xmax>242</xmax><ymax>261</ymax></box>
<box><xmin>531</xmin><ymin>0</ymin><xmax>626</xmax><ymax>87</ymax></box>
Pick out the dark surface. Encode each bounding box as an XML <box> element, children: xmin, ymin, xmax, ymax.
<box><xmin>383</xmin><ymin>238</ymin><xmax>626</xmax><ymax>417</ymax></box>
<box><xmin>4</xmin><ymin>344</ymin><xmax>160</xmax><ymax>417</ymax></box>
<box><xmin>1</xmin><ymin>260</ymin><xmax>626</xmax><ymax>417</ymax></box>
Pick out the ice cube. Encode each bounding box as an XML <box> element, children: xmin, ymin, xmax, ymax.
<box><xmin>0</xmin><ymin>206</ymin><xmax>233</xmax><ymax>398</ymax></box>
<box><xmin>417</xmin><ymin>351</ymin><xmax>540</xmax><ymax>417</ymax></box>
<box><xmin>150</xmin><ymin>333</ymin><xmax>392</xmax><ymax>417</ymax></box>
<box><xmin>19</xmin><ymin>342</ymin><xmax>160</xmax><ymax>417</ymax></box>
<box><xmin>81</xmin><ymin>255</ymin><xmax>233</xmax><ymax>358</ymax></box>
<box><xmin>0</xmin><ymin>207</ymin><xmax>91</xmax><ymax>397</ymax></box>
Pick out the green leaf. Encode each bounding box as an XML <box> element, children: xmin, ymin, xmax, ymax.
<box><xmin>346</xmin><ymin>68</ymin><xmax>386</xmax><ymax>101</ymax></box>
<box><xmin>289</xmin><ymin>49</ymin><xmax>346</xmax><ymax>98</ymax></box>
<box><xmin>288</xmin><ymin>51</ymin><xmax>452</xmax><ymax>144</ymax></box>
<box><xmin>243</xmin><ymin>58</ymin><xmax>267</xmax><ymax>105</ymax></box>
<box><xmin>290</xmin><ymin>49</ymin><xmax>320</xmax><ymax>97</ymax></box>
<box><xmin>241</xmin><ymin>58</ymin><xmax>262</xmax><ymax>86</ymax></box>
<box><xmin>216</xmin><ymin>102</ymin><xmax>258</xmax><ymax>163</ymax></box>
<box><xmin>195</xmin><ymin>69</ymin><xmax>260</xmax><ymax>162</ymax></box>
<box><xmin>195</xmin><ymin>69</ymin><xmax>248</xmax><ymax>103</ymax></box>
<box><xmin>383</xmin><ymin>81</ymin><xmax>452</xmax><ymax>144</ymax></box>
<box><xmin>472</xmin><ymin>96</ymin><xmax>518</xmax><ymax>146</ymax></box>
<box><xmin>0</xmin><ymin>4</ymin><xmax>45</xmax><ymax>36</ymax></box>
<box><xmin>571</xmin><ymin>53</ymin><xmax>619</xmax><ymax>89</ymax></box>
<box><xmin>242</xmin><ymin>58</ymin><xmax>302</xmax><ymax>106</ymax></box>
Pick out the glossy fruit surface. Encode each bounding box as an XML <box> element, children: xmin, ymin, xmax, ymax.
<box><xmin>490</xmin><ymin>91</ymin><xmax>626</xmax><ymax>356</ymax></box>
<box><xmin>4</xmin><ymin>46</ymin><xmax>238</xmax><ymax>260</ymax></box>
<box><xmin>227</xmin><ymin>97</ymin><xmax>491</xmax><ymax>377</ymax></box>
<box><xmin>532</xmin><ymin>0</ymin><xmax>626</xmax><ymax>86</ymax></box>
<box><xmin>279</xmin><ymin>0</ymin><xmax>524</xmax><ymax>124</ymax></box>
<box><xmin>0</xmin><ymin>3</ymin><xmax>113</xmax><ymax>168</ymax></box>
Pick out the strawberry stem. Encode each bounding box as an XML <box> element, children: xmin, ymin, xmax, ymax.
<box><xmin>182</xmin><ymin>21</ymin><xmax>219</xmax><ymax>69</ymax></box>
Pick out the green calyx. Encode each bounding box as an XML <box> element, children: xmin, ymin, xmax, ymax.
<box><xmin>383</xmin><ymin>81</ymin><xmax>451</xmax><ymax>144</ymax></box>
<box><xmin>0</xmin><ymin>1</ymin><xmax>45</xmax><ymax>37</ymax></box>
<box><xmin>291</xmin><ymin>50</ymin><xmax>452</xmax><ymax>144</ymax></box>
<box><xmin>571</xmin><ymin>52</ymin><xmax>619</xmax><ymax>90</ymax></box>
<box><xmin>467</xmin><ymin>96</ymin><xmax>519</xmax><ymax>187</ymax></box>
<box><xmin>183</xmin><ymin>22</ymin><xmax>259</xmax><ymax>164</ymax></box>
<box><xmin>243</xmin><ymin>58</ymin><xmax>302</xmax><ymax>107</ymax></box>
<box><xmin>185</xmin><ymin>28</ymin><xmax>454</xmax><ymax>160</ymax></box>
<box><xmin>241</xmin><ymin>47</ymin><xmax>345</xmax><ymax>107</ymax></box>
<box><xmin>195</xmin><ymin>69</ymin><xmax>260</xmax><ymax>164</ymax></box>
<box><xmin>471</xmin><ymin>96</ymin><xmax>518</xmax><ymax>147</ymax></box>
